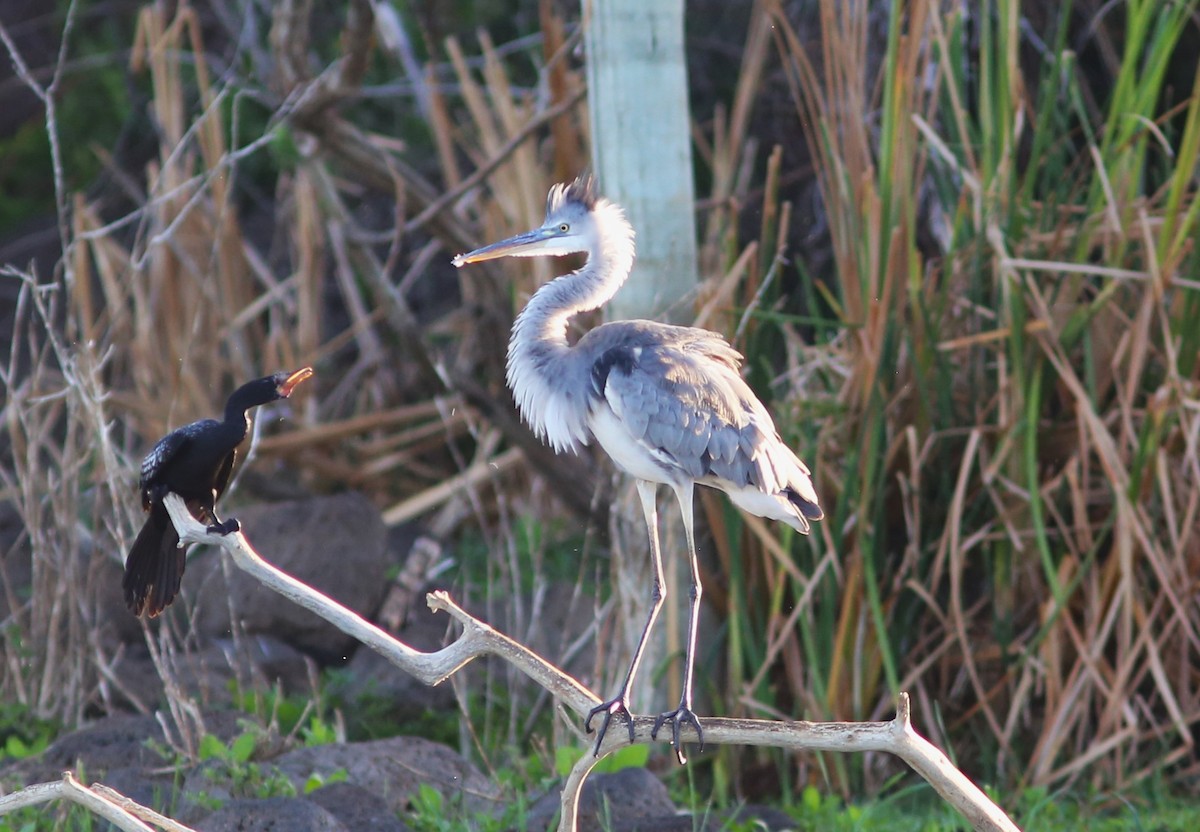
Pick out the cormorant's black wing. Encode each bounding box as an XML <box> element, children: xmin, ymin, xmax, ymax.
<box><xmin>212</xmin><ymin>448</ymin><xmax>238</xmax><ymax>503</ymax></box>
<box><xmin>139</xmin><ymin>419</ymin><xmax>218</xmax><ymax>503</ymax></box>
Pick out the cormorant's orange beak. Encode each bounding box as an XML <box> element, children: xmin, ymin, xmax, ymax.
<box><xmin>277</xmin><ymin>367</ymin><xmax>314</xmax><ymax>397</ymax></box>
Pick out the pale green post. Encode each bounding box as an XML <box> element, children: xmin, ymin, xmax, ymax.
<box><xmin>585</xmin><ymin>0</ymin><xmax>698</xmax><ymax>323</ymax></box>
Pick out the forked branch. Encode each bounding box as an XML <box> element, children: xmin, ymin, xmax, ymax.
<box><xmin>158</xmin><ymin>495</ymin><xmax>1020</xmax><ymax>832</ymax></box>
<box><xmin>0</xmin><ymin>496</ymin><xmax>1018</xmax><ymax>831</ymax></box>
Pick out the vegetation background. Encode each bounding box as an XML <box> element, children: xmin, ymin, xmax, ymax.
<box><xmin>1</xmin><ymin>0</ymin><xmax>1199</xmax><ymax>828</ymax></box>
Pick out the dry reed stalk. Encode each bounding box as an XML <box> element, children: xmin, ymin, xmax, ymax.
<box><xmin>0</xmin><ymin>271</ymin><xmax>130</xmax><ymax>728</ymax></box>
<box><xmin>732</xmin><ymin>0</ymin><xmax>1200</xmax><ymax>795</ymax></box>
<box><xmin>443</xmin><ymin>35</ymin><xmax>554</xmax><ymax>295</ymax></box>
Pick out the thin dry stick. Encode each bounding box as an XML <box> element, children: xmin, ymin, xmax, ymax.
<box><xmin>156</xmin><ymin>494</ymin><xmax>1021</xmax><ymax>832</ymax></box>
<box><xmin>403</xmin><ymin>86</ymin><xmax>586</xmax><ymax>234</ymax></box>
<box><xmin>0</xmin><ymin>772</ymin><xmax>164</xmax><ymax>832</ymax></box>
<box><xmin>381</xmin><ymin>446</ymin><xmax>524</xmax><ymax>526</ymax></box>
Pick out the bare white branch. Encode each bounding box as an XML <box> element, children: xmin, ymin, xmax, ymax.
<box><xmin>161</xmin><ymin>494</ymin><xmax>1022</xmax><ymax>832</ymax></box>
<box><xmin>0</xmin><ymin>496</ymin><xmax>1018</xmax><ymax>831</ymax></box>
<box><xmin>0</xmin><ymin>772</ymin><xmax>166</xmax><ymax>832</ymax></box>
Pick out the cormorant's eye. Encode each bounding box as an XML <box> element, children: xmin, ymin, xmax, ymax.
<box><xmin>559</xmin><ymin>223</ymin><xmax>569</xmax><ymax>233</ymax></box>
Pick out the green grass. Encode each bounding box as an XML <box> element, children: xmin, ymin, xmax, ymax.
<box><xmin>768</xmin><ymin>782</ymin><xmax>1200</xmax><ymax>832</ymax></box>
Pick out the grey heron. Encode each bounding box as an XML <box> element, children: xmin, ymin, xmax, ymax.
<box><xmin>452</xmin><ymin>174</ymin><xmax>822</xmax><ymax>764</ymax></box>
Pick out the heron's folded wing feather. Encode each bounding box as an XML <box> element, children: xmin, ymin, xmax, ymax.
<box><xmin>596</xmin><ymin>334</ymin><xmax>785</xmax><ymax>488</ymax></box>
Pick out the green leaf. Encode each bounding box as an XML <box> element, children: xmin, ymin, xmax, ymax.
<box><xmin>593</xmin><ymin>743</ymin><xmax>649</xmax><ymax>774</ymax></box>
<box><xmin>197</xmin><ymin>734</ymin><xmax>225</xmax><ymax>762</ymax></box>
<box><xmin>302</xmin><ymin>717</ymin><xmax>336</xmax><ymax>747</ymax></box>
<box><xmin>5</xmin><ymin>736</ymin><xmax>29</xmax><ymax>758</ymax></box>
<box><xmin>230</xmin><ymin>732</ymin><xmax>257</xmax><ymax>763</ymax></box>
<box><xmin>555</xmin><ymin>742</ymin><xmax>648</xmax><ymax>777</ymax></box>
<box><xmin>303</xmin><ymin>767</ymin><xmax>349</xmax><ymax>795</ymax></box>
<box><xmin>415</xmin><ymin>782</ymin><xmax>444</xmax><ymax>813</ymax></box>
<box><xmin>554</xmin><ymin>745</ymin><xmax>581</xmax><ymax>778</ymax></box>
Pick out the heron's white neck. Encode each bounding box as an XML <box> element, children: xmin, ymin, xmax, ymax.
<box><xmin>506</xmin><ymin>200</ymin><xmax>635</xmax><ymax>452</ymax></box>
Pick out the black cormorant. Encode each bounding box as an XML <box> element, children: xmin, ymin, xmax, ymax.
<box><xmin>124</xmin><ymin>367</ymin><xmax>313</xmax><ymax>617</ymax></box>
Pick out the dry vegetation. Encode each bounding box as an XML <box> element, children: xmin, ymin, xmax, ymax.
<box><xmin>1</xmin><ymin>0</ymin><xmax>1198</xmax><ymax>810</ymax></box>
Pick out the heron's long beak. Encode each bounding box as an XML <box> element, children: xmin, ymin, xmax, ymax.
<box><xmin>277</xmin><ymin>367</ymin><xmax>314</xmax><ymax>397</ymax></box>
<box><xmin>452</xmin><ymin>227</ymin><xmax>560</xmax><ymax>267</ymax></box>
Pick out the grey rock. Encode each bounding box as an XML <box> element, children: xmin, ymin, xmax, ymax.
<box><xmin>194</xmin><ymin>796</ymin><xmax>349</xmax><ymax>832</ymax></box>
<box><xmin>308</xmin><ymin>781</ymin><xmax>412</xmax><ymax>831</ymax></box>
<box><xmin>0</xmin><ymin>714</ymin><xmax>166</xmax><ymax>786</ymax></box>
<box><xmin>524</xmin><ymin>768</ymin><xmax>678</xmax><ymax>832</ymax></box>
<box><xmin>107</xmin><ymin>634</ymin><xmax>314</xmax><ymax>713</ymax></box>
<box><xmin>96</xmin><ymin>765</ymin><xmax>177</xmax><ymax>817</ymax></box>
<box><xmin>189</xmin><ymin>492</ymin><xmax>392</xmax><ymax>660</ymax></box>
<box><xmin>577</xmin><ymin>768</ymin><xmax>677</xmax><ymax>825</ymax></box>
<box><xmin>273</xmin><ymin>735</ymin><xmax>502</xmax><ymax>817</ymax></box>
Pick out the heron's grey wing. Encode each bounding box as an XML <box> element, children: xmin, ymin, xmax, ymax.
<box><xmin>590</xmin><ymin>330</ymin><xmax>788</xmax><ymax>489</ymax></box>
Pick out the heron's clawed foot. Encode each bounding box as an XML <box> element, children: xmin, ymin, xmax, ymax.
<box><xmin>585</xmin><ymin>695</ymin><xmax>636</xmax><ymax>756</ymax></box>
<box><xmin>206</xmin><ymin>518</ymin><xmax>241</xmax><ymax>535</ymax></box>
<box><xmin>651</xmin><ymin>704</ymin><xmax>704</xmax><ymax>765</ymax></box>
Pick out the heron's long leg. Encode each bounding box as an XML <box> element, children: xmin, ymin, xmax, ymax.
<box><xmin>651</xmin><ymin>480</ymin><xmax>705</xmax><ymax>764</ymax></box>
<box><xmin>585</xmin><ymin>479</ymin><xmax>666</xmax><ymax>754</ymax></box>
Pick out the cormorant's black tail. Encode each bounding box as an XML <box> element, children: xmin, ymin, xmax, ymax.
<box><xmin>123</xmin><ymin>503</ymin><xmax>185</xmax><ymax>617</ymax></box>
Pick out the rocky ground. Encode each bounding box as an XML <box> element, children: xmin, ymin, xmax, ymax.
<box><xmin>0</xmin><ymin>491</ymin><xmax>793</xmax><ymax>831</ymax></box>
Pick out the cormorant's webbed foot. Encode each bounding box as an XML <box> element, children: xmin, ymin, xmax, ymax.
<box><xmin>651</xmin><ymin>704</ymin><xmax>704</xmax><ymax>765</ymax></box>
<box><xmin>584</xmin><ymin>694</ymin><xmax>636</xmax><ymax>756</ymax></box>
<box><xmin>206</xmin><ymin>517</ymin><xmax>241</xmax><ymax>535</ymax></box>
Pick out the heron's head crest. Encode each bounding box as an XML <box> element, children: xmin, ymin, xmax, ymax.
<box><xmin>547</xmin><ymin>173</ymin><xmax>597</xmax><ymax>215</ymax></box>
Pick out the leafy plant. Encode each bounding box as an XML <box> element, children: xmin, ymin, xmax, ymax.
<box><xmin>554</xmin><ymin>742</ymin><xmax>648</xmax><ymax>777</ymax></box>
<box><xmin>0</xmin><ymin>704</ymin><xmax>58</xmax><ymax>762</ymax></box>
<box><xmin>191</xmin><ymin>729</ymin><xmax>296</xmax><ymax>808</ymax></box>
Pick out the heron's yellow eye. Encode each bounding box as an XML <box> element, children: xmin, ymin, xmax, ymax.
<box><xmin>559</xmin><ymin>223</ymin><xmax>569</xmax><ymax>233</ymax></box>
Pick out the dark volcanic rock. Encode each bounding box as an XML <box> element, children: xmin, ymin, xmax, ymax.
<box><xmin>337</xmin><ymin>585</ymin><xmax>456</xmax><ymax>720</ymax></box>
<box><xmin>308</xmin><ymin>781</ymin><xmax>412</xmax><ymax>831</ymax></box>
<box><xmin>0</xmin><ymin>710</ymin><xmax>247</xmax><ymax>796</ymax></box>
<box><xmin>194</xmin><ymin>796</ymin><xmax>349</xmax><ymax>831</ymax></box>
<box><xmin>0</xmin><ymin>714</ymin><xmax>166</xmax><ymax>786</ymax></box>
<box><xmin>107</xmin><ymin>634</ymin><xmax>315</xmax><ymax>713</ymax></box>
<box><xmin>97</xmin><ymin>765</ymin><xmax>176</xmax><ymax>817</ymax></box>
<box><xmin>524</xmin><ymin>767</ymin><xmax>678</xmax><ymax>832</ymax></box>
<box><xmin>273</xmin><ymin>735</ymin><xmax>501</xmax><ymax>817</ymax></box>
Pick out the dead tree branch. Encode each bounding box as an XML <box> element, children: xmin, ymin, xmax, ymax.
<box><xmin>0</xmin><ymin>497</ymin><xmax>1020</xmax><ymax>831</ymax></box>
<box><xmin>0</xmin><ymin>771</ymin><xmax>181</xmax><ymax>832</ymax></box>
<box><xmin>158</xmin><ymin>494</ymin><xmax>1021</xmax><ymax>832</ymax></box>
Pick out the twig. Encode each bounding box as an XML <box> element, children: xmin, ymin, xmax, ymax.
<box><xmin>0</xmin><ymin>0</ymin><xmax>79</xmax><ymax>271</ymax></box>
<box><xmin>159</xmin><ymin>494</ymin><xmax>1021</xmax><ymax>832</ymax></box>
<box><xmin>0</xmin><ymin>772</ymin><xmax>167</xmax><ymax>832</ymax></box>
<box><xmin>381</xmin><ymin>446</ymin><xmax>525</xmax><ymax>526</ymax></box>
<box><xmin>402</xmin><ymin>85</ymin><xmax>586</xmax><ymax>234</ymax></box>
